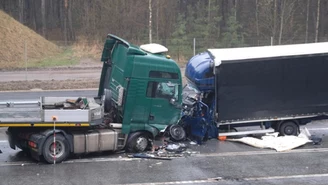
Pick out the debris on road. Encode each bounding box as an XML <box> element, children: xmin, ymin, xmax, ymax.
<box><xmin>130</xmin><ymin>138</ymin><xmax>199</xmax><ymax>161</ymax></box>
<box><xmin>310</xmin><ymin>135</ymin><xmax>323</xmax><ymax>145</ymax></box>
<box><xmin>130</xmin><ymin>153</ymin><xmax>172</xmax><ymax>160</ymax></box>
<box><xmin>0</xmin><ymin>149</ymin><xmax>2</xmax><ymax>154</ymax></box>
<box><xmin>166</xmin><ymin>143</ymin><xmax>187</xmax><ymax>152</ymax></box>
<box><xmin>227</xmin><ymin>128</ymin><xmax>313</xmax><ymax>152</ymax></box>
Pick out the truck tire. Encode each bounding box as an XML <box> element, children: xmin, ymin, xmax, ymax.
<box><xmin>279</xmin><ymin>121</ymin><xmax>299</xmax><ymax>136</ymax></box>
<box><xmin>42</xmin><ymin>134</ymin><xmax>70</xmax><ymax>164</ymax></box>
<box><xmin>125</xmin><ymin>133</ymin><xmax>150</xmax><ymax>153</ymax></box>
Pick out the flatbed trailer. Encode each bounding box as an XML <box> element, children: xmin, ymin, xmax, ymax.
<box><xmin>0</xmin><ymin>97</ymin><xmax>102</xmax><ymax>127</ymax></box>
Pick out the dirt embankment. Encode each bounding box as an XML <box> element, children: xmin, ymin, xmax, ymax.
<box><xmin>0</xmin><ymin>79</ymin><xmax>99</xmax><ymax>91</ymax></box>
<box><xmin>0</xmin><ymin>10</ymin><xmax>62</xmax><ymax>70</ymax></box>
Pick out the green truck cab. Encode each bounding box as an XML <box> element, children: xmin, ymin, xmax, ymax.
<box><xmin>98</xmin><ymin>34</ymin><xmax>183</xmax><ymax>149</ymax></box>
<box><xmin>2</xmin><ymin>34</ymin><xmax>184</xmax><ymax>163</ymax></box>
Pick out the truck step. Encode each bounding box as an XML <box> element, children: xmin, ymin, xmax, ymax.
<box><xmin>219</xmin><ymin>128</ymin><xmax>275</xmax><ymax>137</ymax></box>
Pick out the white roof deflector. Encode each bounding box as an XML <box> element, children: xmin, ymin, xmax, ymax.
<box><xmin>208</xmin><ymin>42</ymin><xmax>328</xmax><ymax>66</ymax></box>
<box><xmin>140</xmin><ymin>43</ymin><xmax>168</xmax><ymax>54</ymax></box>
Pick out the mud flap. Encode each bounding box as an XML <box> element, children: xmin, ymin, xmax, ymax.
<box><xmin>6</xmin><ymin>130</ymin><xmax>16</xmax><ymax>150</ymax></box>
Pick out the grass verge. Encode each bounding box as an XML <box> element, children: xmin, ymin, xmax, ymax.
<box><xmin>26</xmin><ymin>48</ymin><xmax>78</xmax><ymax>68</ymax></box>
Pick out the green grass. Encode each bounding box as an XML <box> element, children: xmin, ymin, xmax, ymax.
<box><xmin>27</xmin><ymin>48</ymin><xmax>79</xmax><ymax>68</ymax></box>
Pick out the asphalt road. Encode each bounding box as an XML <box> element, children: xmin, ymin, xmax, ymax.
<box><xmin>1</xmin><ymin>139</ymin><xmax>328</xmax><ymax>185</ymax></box>
<box><xmin>1</xmin><ymin>90</ymin><xmax>328</xmax><ymax>185</ymax></box>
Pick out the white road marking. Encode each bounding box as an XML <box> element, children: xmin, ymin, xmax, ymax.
<box><xmin>243</xmin><ymin>173</ymin><xmax>328</xmax><ymax>181</ymax></box>
<box><xmin>109</xmin><ymin>173</ymin><xmax>328</xmax><ymax>185</ymax></box>
<box><xmin>111</xmin><ymin>179</ymin><xmax>217</xmax><ymax>185</ymax></box>
<box><xmin>0</xmin><ymin>162</ymin><xmax>34</xmax><ymax>167</ymax></box>
<box><xmin>0</xmin><ymin>157</ymin><xmax>141</xmax><ymax>167</ymax></box>
<box><xmin>194</xmin><ymin>147</ymin><xmax>328</xmax><ymax>158</ymax></box>
<box><xmin>0</xmin><ymin>140</ymin><xmax>7</xmax><ymax>143</ymax></box>
<box><xmin>63</xmin><ymin>157</ymin><xmax>140</xmax><ymax>164</ymax></box>
<box><xmin>307</xmin><ymin>128</ymin><xmax>328</xmax><ymax>131</ymax></box>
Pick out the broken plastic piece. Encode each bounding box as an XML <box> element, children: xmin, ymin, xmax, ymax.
<box><xmin>310</xmin><ymin>135</ymin><xmax>322</xmax><ymax>145</ymax></box>
<box><xmin>132</xmin><ymin>153</ymin><xmax>172</xmax><ymax>160</ymax></box>
<box><xmin>166</xmin><ymin>143</ymin><xmax>187</xmax><ymax>152</ymax></box>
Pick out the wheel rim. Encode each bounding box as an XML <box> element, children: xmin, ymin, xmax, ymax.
<box><xmin>284</xmin><ymin>125</ymin><xmax>294</xmax><ymax>135</ymax></box>
<box><xmin>136</xmin><ymin>136</ymin><xmax>148</xmax><ymax>151</ymax></box>
<box><xmin>48</xmin><ymin>140</ymin><xmax>65</xmax><ymax>158</ymax></box>
<box><xmin>170</xmin><ymin>125</ymin><xmax>185</xmax><ymax>141</ymax></box>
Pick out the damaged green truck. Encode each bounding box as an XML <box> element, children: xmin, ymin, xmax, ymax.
<box><xmin>1</xmin><ymin>34</ymin><xmax>184</xmax><ymax>163</ymax></box>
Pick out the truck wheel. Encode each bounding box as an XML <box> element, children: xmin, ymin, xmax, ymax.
<box><xmin>169</xmin><ymin>124</ymin><xmax>186</xmax><ymax>142</ymax></box>
<box><xmin>126</xmin><ymin>133</ymin><xmax>150</xmax><ymax>153</ymax></box>
<box><xmin>42</xmin><ymin>134</ymin><xmax>70</xmax><ymax>164</ymax></box>
<box><xmin>279</xmin><ymin>121</ymin><xmax>299</xmax><ymax>136</ymax></box>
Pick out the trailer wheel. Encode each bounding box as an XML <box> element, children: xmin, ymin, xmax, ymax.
<box><xmin>126</xmin><ymin>133</ymin><xmax>150</xmax><ymax>153</ymax></box>
<box><xmin>42</xmin><ymin>134</ymin><xmax>70</xmax><ymax>164</ymax></box>
<box><xmin>279</xmin><ymin>121</ymin><xmax>299</xmax><ymax>136</ymax></box>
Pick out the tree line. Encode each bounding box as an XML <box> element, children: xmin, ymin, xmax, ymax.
<box><xmin>1</xmin><ymin>0</ymin><xmax>328</xmax><ymax>58</ymax></box>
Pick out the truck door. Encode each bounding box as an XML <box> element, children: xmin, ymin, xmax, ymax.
<box><xmin>147</xmin><ymin>81</ymin><xmax>181</xmax><ymax>128</ymax></box>
<box><xmin>122</xmin><ymin>78</ymin><xmax>152</xmax><ymax>134</ymax></box>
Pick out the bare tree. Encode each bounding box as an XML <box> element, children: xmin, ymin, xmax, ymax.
<box><xmin>41</xmin><ymin>0</ymin><xmax>46</xmax><ymax>37</ymax></box>
<box><xmin>278</xmin><ymin>0</ymin><xmax>298</xmax><ymax>44</ymax></box>
<box><xmin>278</xmin><ymin>0</ymin><xmax>286</xmax><ymax>45</ymax></box>
<box><xmin>149</xmin><ymin>0</ymin><xmax>152</xmax><ymax>43</ymax></box>
<box><xmin>305</xmin><ymin>0</ymin><xmax>310</xmax><ymax>43</ymax></box>
<box><xmin>18</xmin><ymin>0</ymin><xmax>24</xmax><ymax>23</ymax></box>
<box><xmin>315</xmin><ymin>0</ymin><xmax>321</xmax><ymax>42</ymax></box>
<box><xmin>208</xmin><ymin>0</ymin><xmax>211</xmax><ymax>22</ymax></box>
<box><xmin>234</xmin><ymin>0</ymin><xmax>238</xmax><ymax>21</ymax></box>
<box><xmin>273</xmin><ymin>0</ymin><xmax>277</xmax><ymax>45</ymax></box>
<box><xmin>255</xmin><ymin>0</ymin><xmax>259</xmax><ymax>45</ymax></box>
<box><xmin>64</xmin><ymin>0</ymin><xmax>68</xmax><ymax>45</ymax></box>
<box><xmin>156</xmin><ymin>0</ymin><xmax>159</xmax><ymax>41</ymax></box>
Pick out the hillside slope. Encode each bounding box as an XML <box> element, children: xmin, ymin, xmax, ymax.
<box><xmin>0</xmin><ymin>10</ymin><xmax>61</xmax><ymax>69</ymax></box>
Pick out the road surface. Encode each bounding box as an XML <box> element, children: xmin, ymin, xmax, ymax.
<box><xmin>1</xmin><ymin>90</ymin><xmax>328</xmax><ymax>185</ymax></box>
